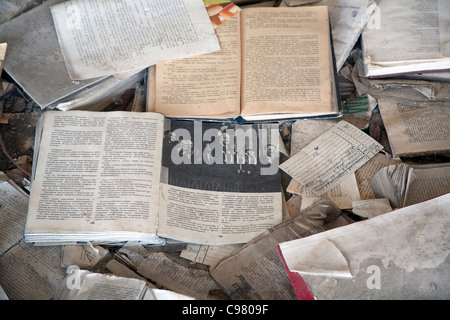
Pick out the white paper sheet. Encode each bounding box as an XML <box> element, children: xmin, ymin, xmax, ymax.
<box><xmin>51</xmin><ymin>0</ymin><xmax>220</xmax><ymax>80</ymax></box>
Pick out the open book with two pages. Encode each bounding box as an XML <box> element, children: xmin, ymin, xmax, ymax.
<box><xmin>147</xmin><ymin>6</ymin><xmax>342</xmax><ymax>121</ymax></box>
<box><xmin>25</xmin><ymin>6</ymin><xmax>341</xmax><ymax>246</ymax></box>
<box><xmin>25</xmin><ymin>111</ymin><xmax>282</xmax><ymax>246</ymax></box>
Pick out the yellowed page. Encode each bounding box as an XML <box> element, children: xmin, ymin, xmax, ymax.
<box><xmin>280</xmin><ymin>121</ymin><xmax>383</xmax><ymax>195</ymax></box>
<box><xmin>25</xmin><ymin>111</ymin><xmax>165</xmax><ymax>244</ymax></box>
<box><xmin>240</xmin><ymin>6</ymin><xmax>338</xmax><ymax>119</ymax></box>
<box><xmin>378</xmin><ymin>99</ymin><xmax>450</xmax><ymax>158</ymax></box>
<box><xmin>405</xmin><ymin>163</ymin><xmax>450</xmax><ymax>207</ymax></box>
<box><xmin>154</xmin><ymin>14</ymin><xmax>241</xmax><ymax>119</ymax></box>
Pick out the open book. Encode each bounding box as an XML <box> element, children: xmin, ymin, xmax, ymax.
<box><xmin>147</xmin><ymin>6</ymin><xmax>341</xmax><ymax>120</ymax></box>
<box><xmin>25</xmin><ymin>111</ymin><xmax>282</xmax><ymax>246</ymax></box>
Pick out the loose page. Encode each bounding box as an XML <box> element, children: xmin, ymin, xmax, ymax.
<box><xmin>371</xmin><ymin>163</ymin><xmax>450</xmax><ymax>208</ymax></box>
<box><xmin>154</xmin><ymin>14</ymin><xmax>241</xmax><ymax>118</ymax></box>
<box><xmin>405</xmin><ymin>163</ymin><xmax>450</xmax><ymax>207</ymax></box>
<box><xmin>299</xmin><ymin>173</ymin><xmax>361</xmax><ymax>210</ymax></box>
<box><xmin>351</xmin><ymin>198</ymin><xmax>393</xmax><ymax>219</ymax></box>
<box><xmin>61</xmin><ymin>245</ymin><xmax>109</xmax><ymax>269</ymax></box>
<box><xmin>51</xmin><ymin>0</ymin><xmax>220</xmax><ymax>80</ymax></box>
<box><xmin>0</xmin><ymin>42</ymin><xmax>6</xmax><ymax>76</ymax></box>
<box><xmin>0</xmin><ymin>241</ymin><xmax>65</xmax><ymax>300</ymax></box>
<box><xmin>54</xmin><ymin>271</ymin><xmax>148</xmax><ymax>300</ymax></box>
<box><xmin>180</xmin><ymin>243</ymin><xmax>242</xmax><ymax>266</ymax></box>
<box><xmin>282</xmin><ymin>0</ymin><xmax>376</xmax><ymax>71</ymax></box>
<box><xmin>378</xmin><ymin>99</ymin><xmax>450</xmax><ymax>158</ymax></box>
<box><xmin>0</xmin><ymin>175</ymin><xmax>28</xmax><ymax>254</ymax></box>
<box><xmin>371</xmin><ymin>163</ymin><xmax>416</xmax><ymax>209</ymax></box>
<box><xmin>158</xmin><ymin>184</ymin><xmax>282</xmax><ymax>245</ymax></box>
<box><xmin>280</xmin><ymin>120</ymin><xmax>383</xmax><ymax>195</ymax></box>
<box><xmin>210</xmin><ymin>198</ymin><xmax>351</xmax><ymax>300</ymax></box>
<box><xmin>117</xmin><ymin>244</ymin><xmax>221</xmax><ymax>300</ymax></box>
<box><xmin>362</xmin><ymin>0</ymin><xmax>450</xmax><ymax>76</ymax></box>
<box><xmin>240</xmin><ymin>6</ymin><xmax>338</xmax><ymax>119</ymax></box>
<box><xmin>0</xmin><ymin>0</ymin><xmax>109</xmax><ymax>109</ymax></box>
<box><xmin>25</xmin><ymin>111</ymin><xmax>165</xmax><ymax>244</ymax></box>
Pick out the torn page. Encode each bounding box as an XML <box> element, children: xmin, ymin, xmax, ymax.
<box><xmin>300</xmin><ymin>173</ymin><xmax>361</xmax><ymax>210</ymax></box>
<box><xmin>351</xmin><ymin>198</ymin><xmax>393</xmax><ymax>219</ymax></box>
<box><xmin>281</xmin><ymin>0</ymin><xmax>376</xmax><ymax>71</ymax></box>
<box><xmin>370</xmin><ymin>163</ymin><xmax>416</xmax><ymax>209</ymax></box>
<box><xmin>116</xmin><ymin>244</ymin><xmax>222</xmax><ymax>300</ymax></box>
<box><xmin>61</xmin><ymin>245</ymin><xmax>109</xmax><ymax>269</ymax></box>
<box><xmin>354</xmin><ymin>152</ymin><xmax>404</xmax><ymax>200</ymax></box>
<box><xmin>278</xmin><ymin>193</ymin><xmax>450</xmax><ymax>299</ymax></box>
<box><xmin>0</xmin><ymin>0</ymin><xmax>37</xmax><ymax>24</ymax></box>
<box><xmin>280</xmin><ymin>120</ymin><xmax>383</xmax><ymax>195</ymax></box>
<box><xmin>313</xmin><ymin>0</ymin><xmax>376</xmax><ymax>71</ymax></box>
<box><xmin>405</xmin><ymin>163</ymin><xmax>450</xmax><ymax>206</ymax></box>
<box><xmin>378</xmin><ymin>99</ymin><xmax>450</xmax><ymax>158</ymax></box>
<box><xmin>51</xmin><ymin>0</ymin><xmax>220</xmax><ymax>80</ymax></box>
<box><xmin>210</xmin><ymin>198</ymin><xmax>352</xmax><ymax>300</ymax></box>
<box><xmin>180</xmin><ymin>243</ymin><xmax>242</xmax><ymax>266</ymax></box>
<box><xmin>287</xmin><ymin>173</ymin><xmax>361</xmax><ymax>210</ymax></box>
<box><xmin>361</xmin><ymin>0</ymin><xmax>450</xmax><ymax>77</ymax></box>
<box><xmin>352</xmin><ymin>58</ymin><xmax>450</xmax><ymax>108</ymax></box>
<box><xmin>285</xmin><ymin>238</ymin><xmax>352</xmax><ymax>278</ymax></box>
<box><xmin>54</xmin><ymin>271</ymin><xmax>148</xmax><ymax>300</ymax></box>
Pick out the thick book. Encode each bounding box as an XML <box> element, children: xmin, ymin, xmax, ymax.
<box><xmin>25</xmin><ymin>111</ymin><xmax>282</xmax><ymax>246</ymax></box>
<box><xmin>361</xmin><ymin>0</ymin><xmax>450</xmax><ymax>78</ymax></box>
<box><xmin>147</xmin><ymin>6</ymin><xmax>341</xmax><ymax>121</ymax></box>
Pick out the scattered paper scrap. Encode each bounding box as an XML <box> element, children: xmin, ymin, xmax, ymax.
<box><xmin>280</xmin><ymin>120</ymin><xmax>383</xmax><ymax>195</ymax></box>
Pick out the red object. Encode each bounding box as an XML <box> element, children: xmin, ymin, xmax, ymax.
<box><xmin>277</xmin><ymin>245</ymin><xmax>314</xmax><ymax>300</ymax></box>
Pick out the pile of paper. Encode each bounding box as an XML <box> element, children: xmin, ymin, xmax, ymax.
<box><xmin>0</xmin><ymin>0</ymin><xmax>449</xmax><ymax>302</ymax></box>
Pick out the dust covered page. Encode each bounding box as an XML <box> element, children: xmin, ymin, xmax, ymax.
<box><xmin>50</xmin><ymin>0</ymin><xmax>220</xmax><ymax>80</ymax></box>
<box><xmin>280</xmin><ymin>121</ymin><xmax>382</xmax><ymax>195</ymax></box>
